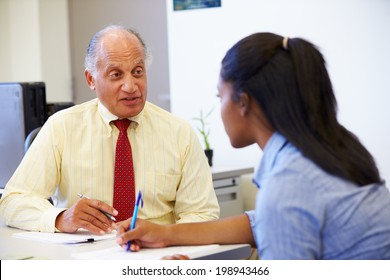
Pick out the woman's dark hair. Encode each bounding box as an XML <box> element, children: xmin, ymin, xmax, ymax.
<box><xmin>221</xmin><ymin>32</ymin><xmax>381</xmax><ymax>186</ymax></box>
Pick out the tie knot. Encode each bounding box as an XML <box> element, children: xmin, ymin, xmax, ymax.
<box><xmin>113</xmin><ymin>119</ymin><xmax>131</xmax><ymax>132</ymax></box>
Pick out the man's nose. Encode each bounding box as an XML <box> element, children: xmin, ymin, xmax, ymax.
<box><xmin>122</xmin><ymin>75</ymin><xmax>136</xmax><ymax>92</ymax></box>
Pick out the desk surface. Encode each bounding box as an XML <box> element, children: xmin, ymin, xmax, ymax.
<box><xmin>0</xmin><ymin>222</ymin><xmax>250</xmax><ymax>260</ymax></box>
<box><xmin>0</xmin><ymin>166</ymin><xmax>253</xmax><ymax>259</ymax></box>
<box><xmin>211</xmin><ymin>166</ymin><xmax>254</xmax><ymax>180</ymax></box>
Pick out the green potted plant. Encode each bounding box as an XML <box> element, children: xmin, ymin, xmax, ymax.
<box><xmin>193</xmin><ymin>108</ymin><xmax>214</xmax><ymax>166</ymax></box>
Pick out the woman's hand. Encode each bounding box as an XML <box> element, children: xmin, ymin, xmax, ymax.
<box><xmin>161</xmin><ymin>254</ymin><xmax>190</xmax><ymax>260</ymax></box>
<box><xmin>116</xmin><ymin>218</ymin><xmax>170</xmax><ymax>251</ymax></box>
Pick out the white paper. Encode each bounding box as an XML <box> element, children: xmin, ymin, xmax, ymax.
<box><xmin>72</xmin><ymin>244</ymin><xmax>220</xmax><ymax>259</ymax></box>
<box><xmin>12</xmin><ymin>230</ymin><xmax>116</xmax><ymax>244</ymax></box>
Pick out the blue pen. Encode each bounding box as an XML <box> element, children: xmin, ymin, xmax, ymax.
<box><xmin>126</xmin><ymin>191</ymin><xmax>143</xmax><ymax>251</ymax></box>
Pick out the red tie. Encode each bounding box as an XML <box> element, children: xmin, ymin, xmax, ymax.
<box><xmin>113</xmin><ymin>119</ymin><xmax>135</xmax><ymax>221</ymax></box>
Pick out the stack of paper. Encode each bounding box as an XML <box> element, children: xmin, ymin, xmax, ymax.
<box><xmin>12</xmin><ymin>230</ymin><xmax>116</xmax><ymax>244</ymax></box>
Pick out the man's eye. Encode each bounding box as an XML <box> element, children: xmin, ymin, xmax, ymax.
<box><xmin>110</xmin><ymin>72</ymin><xmax>122</xmax><ymax>78</ymax></box>
<box><xmin>133</xmin><ymin>68</ymin><xmax>144</xmax><ymax>77</ymax></box>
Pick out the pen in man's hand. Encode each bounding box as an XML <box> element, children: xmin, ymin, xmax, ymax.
<box><xmin>77</xmin><ymin>193</ymin><xmax>117</xmax><ymax>222</ymax></box>
<box><xmin>126</xmin><ymin>191</ymin><xmax>143</xmax><ymax>251</ymax></box>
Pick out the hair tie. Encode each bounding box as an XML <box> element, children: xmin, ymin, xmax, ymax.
<box><xmin>282</xmin><ymin>37</ymin><xmax>289</xmax><ymax>50</ymax></box>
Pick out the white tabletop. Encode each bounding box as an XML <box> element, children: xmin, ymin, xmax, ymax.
<box><xmin>0</xmin><ymin>221</ymin><xmax>250</xmax><ymax>260</ymax></box>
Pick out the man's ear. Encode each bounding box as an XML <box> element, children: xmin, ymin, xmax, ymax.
<box><xmin>84</xmin><ymin>70</ymin><xmax>95</xmax><ymax>90</ymax></box>
<box><xmin>239</xmin><ymin>92</ymin><xmax>251</xmax><ymax>116</ymax></box>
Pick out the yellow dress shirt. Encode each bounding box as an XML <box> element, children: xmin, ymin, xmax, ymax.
<box><xmin>0</xmin><ymin>98</ymin><xmax>219</xmax><ymax>232</ymax></box>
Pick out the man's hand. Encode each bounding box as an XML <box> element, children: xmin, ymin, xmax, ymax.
<box><xmin>55</xmin><ymin>197</ymin><xmax>118</xmax><ymax>234</ymax></box>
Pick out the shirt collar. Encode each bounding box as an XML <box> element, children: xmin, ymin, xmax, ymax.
<box><xmin>98</xmin><ymin>100</ymin><xmax>144</xmax><ymax>130</ymax></box>
<box><xmin>253</xmin><ymin>132</ymin><xmax>288</xmax><ymax>189</ymax></box>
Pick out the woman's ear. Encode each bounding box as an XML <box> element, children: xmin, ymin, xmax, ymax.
<box><xmin>84</xmin><ymin>70</ymin><xmax>95</xmax><ymax>90</ymax></box>
<box><xmin>239</xmin><ymin>92</ymin><xmax>251</xmax><ymax>116</ymax></box>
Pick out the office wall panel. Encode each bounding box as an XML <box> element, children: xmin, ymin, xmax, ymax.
<box><xmin>167</xmin><ymin>0</ymin><xmax>390</xmax><ymax>182</ymax></box>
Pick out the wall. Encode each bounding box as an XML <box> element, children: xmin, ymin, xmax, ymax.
<box><xmin>0</xmin><ymin>0</ymin><xmax>11</xmax><ymax>80</ymax></box>
<box><xmin>166</xmin><ymin>0</ymin><xmax>390</xmax><ymax>182</ymax></box>
<box><xmin>0</xmin><ymin>0</ymin><xmax>41</xmax><ymax>82</ymax></box>
<box><xmin>0</xmin><ymin>0</ymin><xmax>72</xmax><ymax>103</ymax></box>
<box><xmin>0</xmin><ymin>0</ymin><xmax>169</xmax><ymax>107</ymax></box>
<box><xmin>39</xmin><ymin>0</ymin><xmax>72</xmax><ymax>103</ymax></box>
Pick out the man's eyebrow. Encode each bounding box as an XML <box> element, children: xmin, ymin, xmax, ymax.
<box><xmin>134</xmin><ymin>58</ymin><xmax>145</xmax><ymax>66</ymax></box>
<box><xmin>104</xmin><ymin>63</ymin><xmax>122</xmax><ymax>72</ymax></box>
<box><xmin>103</xmin><ymin>58</ymin><xmax>145</xmax><ymax>72</ymax></box>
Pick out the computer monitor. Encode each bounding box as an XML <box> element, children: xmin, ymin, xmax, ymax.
<box><xmin>0</xmin><ymin>82</ymin><xmax>47</xmax><ymax>189</ymax></box>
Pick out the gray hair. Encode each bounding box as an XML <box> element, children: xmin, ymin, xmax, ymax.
<box><xmin>84</xmin><ymin>25</ymin><xmax>152</xmax><ymax>76</ymax></box>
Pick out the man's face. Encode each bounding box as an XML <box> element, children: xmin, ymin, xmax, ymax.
<box><xmin>85</xmin><ymin>31</ymin><xmax>147</xmax><ymax>119</ymax></box>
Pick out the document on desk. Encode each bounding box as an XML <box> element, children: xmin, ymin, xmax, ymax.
<box><xmin>72</xmin><ymin>244</ymin><xmax>220</xmax><ymax>260</ymax></box>
<box><xmin>12</xmin><ymin>230</ymin><xmax>116</xmax><ymax>244</ymax></box>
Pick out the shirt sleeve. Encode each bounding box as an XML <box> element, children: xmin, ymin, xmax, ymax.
<box><xmin>245</xmin><ymin>210</ymin><xmax>256</xmax><ymax>226</ymax></box>
<box><xmin>0</xmin><ymin>118</ymin><xmax>66</xmax><ymax>232</ymax></box>
<box><xmin>173</xmin><ymin>124</ymin><xmax>220</xmax><ymax>223</ymax></box>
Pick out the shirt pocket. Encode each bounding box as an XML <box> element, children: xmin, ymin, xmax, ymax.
<box><xmin>139</xmin><ymin>172</ymin><xmax>181</xmax><ymax>216</ymax></box>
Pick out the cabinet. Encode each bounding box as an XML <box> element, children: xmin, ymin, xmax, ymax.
<box><xmin>212</xmin><ymin>167</ymin><xmax>254</xmax><ymax>218</ymax></box>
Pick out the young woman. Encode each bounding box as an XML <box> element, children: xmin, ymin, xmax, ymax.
<box><xmin>116</xmin><ymin>33</ymin><xmax>390</xmax><ymax>259</ymax></box>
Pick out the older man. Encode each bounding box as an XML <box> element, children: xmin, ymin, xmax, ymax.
<box><xmin>0</xmin><ymin>25</ymin><xmax>219</xmax><ymax>234</ymax></box>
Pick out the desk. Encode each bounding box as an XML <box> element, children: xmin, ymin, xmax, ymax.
<box><xmin>0</xmin><ymin>222</ymin><xmax>251</xmax><ymax>260</ymax></box>
<box><xmin>0</xmin><ymin>167</ymin><xmax>254</xmax><ymax>259</ymax></box>
<box><xmin>212</xmin><ymin>167</ymin><xmax>254</xmax><ymax>218</ymax></box>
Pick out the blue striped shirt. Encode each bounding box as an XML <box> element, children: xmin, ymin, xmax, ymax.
<box><xmin>247</xmin><ymin>132</ymin><xmax>390</xmax><ymax>259</ymax></box>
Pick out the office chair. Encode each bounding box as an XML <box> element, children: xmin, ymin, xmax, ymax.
<box><xmin>24</xmin><ymin>126</ymin><xmax>41</xmax><ymax>154</ymax></box>
<box><xmin>0</xmin><ymin>127</ymin><xmax>42</xmax><ymax>199</ymax></box>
